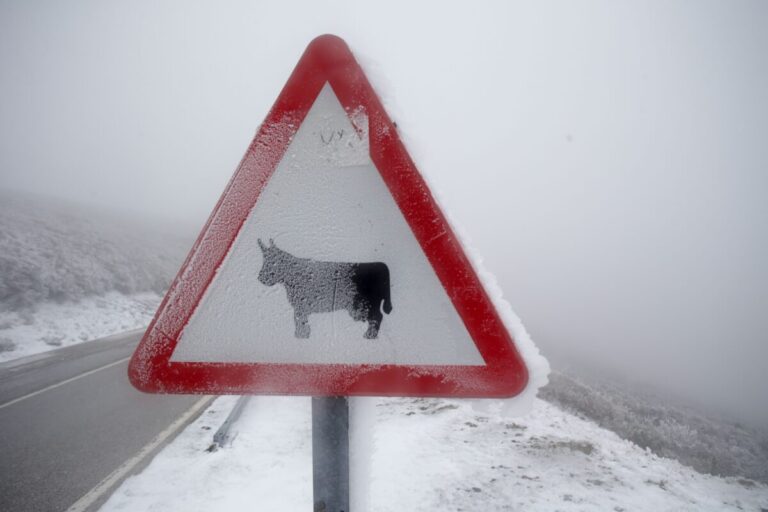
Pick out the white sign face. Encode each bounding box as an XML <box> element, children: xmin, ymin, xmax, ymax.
<box><xmin>170</xmin><ymin>84</ymin><xmax>484</xmax><ymax>366</ymax></box>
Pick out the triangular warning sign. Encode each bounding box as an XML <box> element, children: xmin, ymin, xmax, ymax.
<box><xmin>129</xmin><ymin>35</ymin><xmax>529</xmax><ymax>397</ymax></box>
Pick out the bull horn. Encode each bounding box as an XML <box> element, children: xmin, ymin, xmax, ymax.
<box><xmin>257</xmin><ymin>238</ymin><xmax>266</xmax><ymax>251</ymax></box>
<box><xmin>269</xmin><ymin>238</ymin><xmax>275</xmax><ymax>247</ymax></box>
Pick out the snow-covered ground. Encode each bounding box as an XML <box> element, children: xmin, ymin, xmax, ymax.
<box><xmin>99</xmin><ymin>396</ymin><xmax>768</xmax><ymax>512</ymax></box>
<box><xmin>0</xmin><ymin>291</ymin><xmax>160</xmax><ymax>362</ymax></box>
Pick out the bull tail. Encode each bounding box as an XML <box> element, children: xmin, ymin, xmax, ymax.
<box><xmin>383</xmin><ymin>295</ymin><xmax>392</xmax><ymax>315</ymax></box>
<box><xmin>382</xmin><ymin>272</ymin><xmax>393</xmax><ymax>315</ymax></box>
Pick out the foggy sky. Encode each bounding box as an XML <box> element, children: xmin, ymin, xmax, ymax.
<box><xmin>1</xmin><ymin>1</ymin><xmax>767</xmax><ymax>425</ymax></box>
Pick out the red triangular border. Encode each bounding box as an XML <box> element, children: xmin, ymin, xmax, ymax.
<box><xmin>128</xmin><ymin>35</ymin><xmax>529</xmax><ymax>397</ymax></box>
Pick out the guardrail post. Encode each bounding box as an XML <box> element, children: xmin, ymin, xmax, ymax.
<box><xmin>208</xmin><ymin>396</ymin><xmax>250</xmax><ymax>451</ymax></box>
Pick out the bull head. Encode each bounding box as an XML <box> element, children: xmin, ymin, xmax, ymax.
<box><xmin>257</xmin><ymin>238</ymin><xmax>275</xmax><ymax>251</ymax></box>
<box><xmin>257</xmin><ymin>238</ymin><xmax>281</xmax><ymax>286</ymax></box>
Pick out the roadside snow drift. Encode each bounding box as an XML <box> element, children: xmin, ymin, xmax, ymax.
<box><xmin>98</xmin><ymin>396</ymin><xmax>767</xmax><ymax>512</ymax></box>
<box><xmin>0</xmin><ymin>291</ymin><xmax>161</xmax><ymax>362</ymax></box>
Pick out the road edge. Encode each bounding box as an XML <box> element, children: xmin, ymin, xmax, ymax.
<box><xmin>64</xmin><ymin>395</ymin><xmax>216</xmax><ymax>512</ymax></box>
<box><xmin>0</xmin><ymin>328</ymin><xmax>146</xmax><ymax>373</ymax></box>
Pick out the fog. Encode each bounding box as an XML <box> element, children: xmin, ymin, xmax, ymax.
<box><xmin>1</xmin><ymin>1</ymin><xmax>766</xmax><ymax>425</ymax></box>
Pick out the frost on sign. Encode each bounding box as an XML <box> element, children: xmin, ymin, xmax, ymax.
<box><xmin>171</xmin><ymin>84</ymin><xmax>482</xmax><ymax>367</ymax></box>
<box><xmin>129</xmin><ymin>35</ymin><xmax>532</xmax><ymax>398</ymax></box>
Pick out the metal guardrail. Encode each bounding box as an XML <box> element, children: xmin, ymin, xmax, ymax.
<box><xmin>208</xmin><ymin>396</ymin><xmax>251</xmax><ymax>451</ymax></box>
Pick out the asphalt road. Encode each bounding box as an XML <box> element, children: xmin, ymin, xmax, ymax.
<box><xmin>0</xmin><ymin>330</ymin><xmax>207</xmax><ymax>512</ymax></box>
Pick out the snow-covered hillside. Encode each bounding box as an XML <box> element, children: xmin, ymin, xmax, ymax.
<box><xmin>543</xmin><ymin>371</ymin><xmax>768</xmax><ymax>486</ymax></box>
<box><xmin>0</xmin><ymin>191</ymin><xmax>189</xmax><ymax>309</ymax></box>
<box><xmin>0</xmin><ymin>191</ymin><xmax>191</xmax><ymax>361</ymax></box>
<box><xmin>98</xmin><ymin>396</ymin><xmax>768</xmax><ymax>512</ymax></box>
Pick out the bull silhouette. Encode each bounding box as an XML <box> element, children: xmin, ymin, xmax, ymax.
<box><xmin>257</xmin><ymin>239</ymin><xmax>393</xmax><ymax>339</ymax></box>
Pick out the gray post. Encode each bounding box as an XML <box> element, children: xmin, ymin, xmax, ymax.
<box><xmin>312</xmin><ymin>396</ymin><xmax>350</xmax><ymax>512</ymax></box>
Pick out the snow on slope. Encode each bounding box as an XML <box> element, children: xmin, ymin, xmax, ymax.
<box><xmin>0</xmin><ymin>291</ymin><xmax>161</xmax><ymax>362</ymax></box>
<box><xmin>0</xmin><ymin>190</ymin><xmax>190</xmax><ymax>361</ymax></box>
<box><xmin>98</xmin><ymin>396</ymin><xmax>767</xmax><ymax>512</ymax></box>
<box><xmin>0</xmin><ymin>191</ymin><xmax>189</xmax><ymax>310</ymax></box>
<box><xmin>543</xmin><ymin>370</ymin><xmax>768</xmax><ymax>485</ymax></box>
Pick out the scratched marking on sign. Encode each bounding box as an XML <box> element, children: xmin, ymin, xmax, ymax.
<box><xmin>320</xmin><ymin>129</ymin><xmax>346</xmax><ymax>145</ymax></box>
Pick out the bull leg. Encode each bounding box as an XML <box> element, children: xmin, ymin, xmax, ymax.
<box><xmin>364</xmin><ymin>308</ymin><xmax>383</xmax><ymax>339</ymax></box>
<box><xmin>294</xmin><ymin>310</ymin><xmax>311</xmax><ymax>339</ymax></box>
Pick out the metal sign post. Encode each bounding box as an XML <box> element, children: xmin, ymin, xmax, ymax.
<box><xmin>312</xmin><ymin>397</ymin><xmax>350</xmax><ymax>512</ymax></box>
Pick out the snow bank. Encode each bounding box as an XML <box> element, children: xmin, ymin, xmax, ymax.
<box><xmin>0</xmin><ymin>291</ymin><xmax>161</xmax><ymax>362</ymax></box>
<box><xmin>98</xmin><ymin>397</ymin><xmax>768</xmax><ymax>512</ymax></box>
<box><xmin>99</xmin><ymin>396</ymin><xmax>313</xmax><ymax>512</ymax></box>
